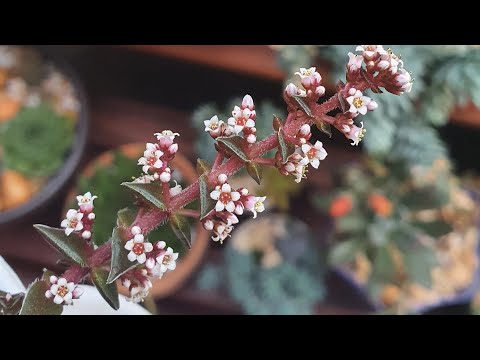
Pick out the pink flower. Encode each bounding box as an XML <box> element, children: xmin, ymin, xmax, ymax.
<box><xmin>346</xmin><ymin>88</ymin><xmax>374</xmax><ymax>116</ymax></box>
<box><xmin>295</xmin><ymin>67</ymin><xmax>322</xmax><ymax>88</ymax></box>
<box><xmin>345</xmin><ymin>122</ymin><xmax>366</xmax><ymax>146</ymax></box>
<box><xmin>125</xmin><ymin>233</ymin><xmax>153</xmax><ymax>264</ymax></box>
<box><xmin>347</xmin><ymin>52</ymin><xmax>364</xmax><ymax>72</ymax></box>
<box><xmin>61</xmin><ymin>209</ymin><xmax>84</xmax><ymax>236</ymax></box>
<box><xmin>138</xmin><ymin>143</ymin><xmax>163</xmax><ymax>174</ymax></box>
<box><xmin>45</xmin><ymin>276</ymin><xmax>83</xmax><ymax>305</ymax></box>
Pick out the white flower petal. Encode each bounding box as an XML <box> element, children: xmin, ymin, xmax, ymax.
<box><xmin>124</xmin><ymin>239</ymin><xmax>134</xmax><ymax>251</ymax></box>
<box><xmin>127</xmin><ymin>251</ymin><xmax>137</xmax><ymax>262</ymax></box>
<box><xmin>67</xmin><ymin>282</ymin><xmax>75</xmax><ymax>291</ymax></box>
<box><xmin>210</xmin><ymin>190</ymin><xmax>220</xmax><ymax>200</ymax></box>
<box><xmin>72</xmin><ymin>287</ymin><xmax>84</xmax><ymax>298</ymax></box>
<box><xmin>311</xmin><ymin>158</ymin><xmax>320</xmax><ymax>169</ymax></box>
<box><xmin>137</xmin><ymin>253</ymin><xmax>146</xmax><ymax>264</ymax></box>
<box><xmin>63</xmin><ymin>292</ymin><xmax>73</xmax><ymax>302</ymax></box>
<box><xmin>231</xmin><ymin>192</ymin><xmax>240</xmax><ymax>201</ymax></box>
<box><xmin>61</xmin><ymin>219</ymin><xmax>68</xmax><ymax>228</ymax></box>
<box><xmin>134</xmin><ymin>234</ymin><xmax>144</xmax><ymax>243</ymax></box>
<box><xmin>226</xmin><ymin>201</ymin><xmax>235</xmax><ymax>213</ymax></box>
<box><xmin>215</xmin><ymin>201</ymin><xmax>225</xmax><ymax>212</ymax></box>
<box><xmin>221</xmin><ymin>184</ymin><xmax>231</xmax><ymax>193</ymax></box>
<box><xmin>144</xmin><ymin>242</ymin><xmax>153</xmax><ymax>252</ymax></box>
<box><xmin>54</xmin><ymin>295</ymin><xmax>64</xmax><ymax>304</ymax></box>
<box><xmin>57</xmin><ymin>278</ymin><xmax>67</xmax><ymax>286</ymax></box>
<box><xmin>49</xmin><ymin>276</ymin><xmax>58</xmax><ymax>284</ymax></box>
<box><xmin>168</xmin><ymin>262</ymin><xmax>177</xmax><ymax>271</ymax></box>
<box><xmin>50</xmin><ymin>285</ymin><xmax>59</xmax><ymax>295</ymax></box>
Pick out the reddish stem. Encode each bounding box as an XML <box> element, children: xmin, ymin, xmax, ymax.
<box><xmin>176</xmin><ymin>208</ymin><xmax>201</xmax><ymax>218</ymax></box>
<box><xmin>254</xmin><ymin>157</ymin><xmax>276</xmax><ymax>166</ymax></box>
<box><xmin>212</xmin><ymin>153</ymin><xmax>225</xmax><ymax>170</ymax></box>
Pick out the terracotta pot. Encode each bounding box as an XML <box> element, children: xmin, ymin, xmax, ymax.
<box><xmin>64</xmin><ymin>143</ymin><xmax>210</xmax><ymax>300</ymax></box>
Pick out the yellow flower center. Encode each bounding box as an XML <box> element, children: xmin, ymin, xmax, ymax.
<box><xmin>254</xmin><ymin>201</ymin><xmax>263</xmax><ymax>211</ymax></box>
<box><xmin>210</xmin><ymin>122</ymin><xmax>218</xmax><ymax>130</ymax></box>
<box><xmin>353</xmin><ymin>97</ymin><xmax>363</xmax><ymax>108</ymax></box>
<box><xmin>162</xmin><ymin>255</ymin><xmax>171</xmax><ymax>265</ymax></box>
<box><xmin>57</xmin><ymin>286</ymin><xmax>69</xmax><ymax>298</ymax></box>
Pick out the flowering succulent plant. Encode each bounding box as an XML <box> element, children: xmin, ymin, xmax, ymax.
<box><xmin>1</xmin><ymin>45</ymin><xmax>413</xmax><ymax>314</ymax></box>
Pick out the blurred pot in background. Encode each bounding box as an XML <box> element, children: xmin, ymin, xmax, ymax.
<box><xmin>0</xmin><ymin>45</ymin><xmax>88</xmax><ymax>226</ymax></box>
<box><xmin>63</xmin><ymin>143</ymin><xmax>209</xmax><ymax>301</ymax></box>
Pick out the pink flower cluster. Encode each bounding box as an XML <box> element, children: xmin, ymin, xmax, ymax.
<box><xmin>201</xmin><ymin>174</ymin><xmax>266</xmax><ymax>244</ymax></box>
<box><xmin>137</xmin><ymin>130</ymin><xmax>180</xmax><ymax>184</ymax></box>
<box><xmin>121</xmin><ymin>226</ymin><xmax>178</xmax><ymax>303</ymax></box>
<box><xmin>61</xmin><ymin>192</ymin><xmax>97</xmax><ymax>240</ymax></box>
<box><xmin>205</xmin><ymin>95</ymin><xmax>258</xmax><ymax>144</ymax></box>
<box><xmin>286</xmin><ymin>67</ymin><xmax>326</xmax><ymax>102</ymax></box>
<box><xmin>278</xmin><ymin>124</ymin><xmax>328</xmax><ymax>183</ymax></box>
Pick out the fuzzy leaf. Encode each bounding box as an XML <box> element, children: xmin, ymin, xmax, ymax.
<box><xmin>107</xmin><ymin>228</ymin><xmax>137</xmax><ymax>284</ymax></box>
<box><xmin>412</xmin><ymin>220</ymin><xmax>453</xmax><ymax>238</ymax></box>
<box><xmin>370</xmin><ymin>246</ymin><xmax>396</xmax><ymax>283</ymax></box>
<box><xmin>272</xmin><ymin>115</ymin><xmax>283</xmax><ymax>132</ymax></box>
<box><xmin>277</xmin><ymin>129</ymin><xmax>295</xmax><ymax>164</ymax></box>
<box><xmin>199</xmin><ymin>175</ymin><xmax>215</xmax><ymax>220</ymax></box>
<box><xmin>91</xmin><ymin>267</ymin><xmax>119</xmax><ymax>310</ymax></box>
<box><xmin>170</xmin><ymin>214</ymin><xmax>192</xmax><ymax>249</ymax></box>
<box><xmin>0</xmin><ymin>291</ymin><xmax>24</xmax><ymax>315</ymax></box>
<box><xmin>19</xmin><ymin>280</ymin><xmax>63</xmax><ymax>315</ymax></box>
<box><xmin>33</xmin><ymin>225</ymin><xmax>89</xmax><ymax>267</ymax></box>
<box><xmin>121</xmin><ymin>182</ymin><xmax>166</xmax><ymax>210</ymax></box>
<box><xmin>196</xmin><ymin>158</ymin><xmax>212</xmax><ymax>176</ymax></box>
<box><xmin>217</xmin><ymin>136</ymin><xmax>249</xmax><ymax>162</ymax></box>
<box><xmin>117</xmin><ymin>207</ymin><xmax>138</xmax><ymax>229</ymax></box>
<box><xmin>314</xmin><ymin>119</ymin><xmax>332</xmax><ymax>138</ymax></box>
<box><xmin>337</xmin><ymin>92</ymin><xmax>349</xmax><ymax>113</ymax></box>
<box><xmin>328</xmin><ymin>239</ymin><xmax>364</xmax><ymax>266</ymax></box>
<box><xmin>246</xmin><ymin>162</ymin><xmax>263</xmax><ymax>185</ymax></box>
<box><xmin>293</xmin><ymin>96</ymin><xmax>313</xmax><ymax>117</ymax></box>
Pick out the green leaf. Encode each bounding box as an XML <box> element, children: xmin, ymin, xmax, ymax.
<box><xmin>246</xmin><ymin>162</ymin><xmax>263</xmax><ymax>185</ymax></box>
<box><xmin>401</xmin><ymin>187</ymin><xmax>450</xmax><ymax>211</ymax></box>
<box><xmin>107</xmin><ymin>228</ymin><xmax>137</xmax><ymax>284</ymax></box>
<box><xmin>412</xmin><ymin>220</ymin><xmax>453</xmax><ymax>238</ymax></box>
<box><xmin>403</xmin><ymin>244</ymin><xmax>438</xmax><ymax>287</ymax></box>
<box><xmin>293</xmin><ymin>96</ymin><xmax>313</xmax><ymax>117</ymax></box>
<box><xmin>196</xmin><ymin>158</ymin><xmax>212</xmax><ymax>176</ymax></box>
<box><xmin>217</xmin><ymin>136</ymin><xmax>249</xmax><ymax>162</ymax></box>
<box><xmin>117</xmin><ymin>207</ymin><xmax>138</xmax><ymax>229</ymax></box>
<box><xmin>33</xmin><ymin>224</ymin><xmax>89</xmax><ymax>267</ymax></box>
<box><xmin>336</xmin><ymin>214</ymin><xmax>365</xmax><ymax>233</ymax></box>
<box><xmin>277</xmin><ymin>129</ymin><xmax>295</xmax><ymax>164</ymax></box>
<box><xmin>121</xmin><ymin>182</ymin><xmax>166</xmax><ymax>210</ymax></box>
<box><xmin>0</xmin><ymin>291</ymin><xmax>24</xmax><ymax>315</ymax></box>
<box><xmin>368</xmin><ymin>219</ymin><xmax>395</xmax><ymax>247</ymax></box>
<box><xmin>199</xmin><ymin>175</ymin><xmax>215</xmax><ymax>220</ymax></box>
<box><xmin>328</xmin><ymin>239</ymin><xmax>364</xmax><ymax>266</ymax></box>
<box><xmin>390</xmin><ymin>224</ymin><xmax>418</xmax><ymax>253</ymax></box>
<box><xmin>19</xmin><ymin>280</ymin><xmax>63</xmax><ymax>315</ymax></box>
<box><xmin>91</xmin><ymin>267</ymin><xmax>119</xmax><ymax>310</ymax></box>
<box><xmin>170</xmin><ymin>214</ymin><xmax>192</xmax><ymax>249</ymax></box>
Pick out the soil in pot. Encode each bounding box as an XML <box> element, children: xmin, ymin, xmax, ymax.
<box><xmin>63</xmin><ymin>143</ymin><xmax>209</xmax><ymax>300</ymax></box>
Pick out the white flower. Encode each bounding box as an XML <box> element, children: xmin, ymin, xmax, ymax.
<box><xmin>293</xmin><ymin>164</ymin><xmax>307</xmax><ymax>183</ymax></box>
<box><xmin>346</xmin><ymin>89</ymin><xmax>373</xmax><ymax>116</ymax></box>
<box><xmin>300</xmin><ymin>141</ymin><xmax>328</xmax><ymax>169</ymax></box>
<box><xmin>346</xmin><ymin>122</ymin><xmax>366</xmax><ymax>146</ymax></box>
<box><xmin>347</xmin><ymin>52</ymin><xmax>364</xmax><ymax>72</ymax></box>
<box><xmin>61</xmin><ymin>209</ymin><xmax>84</xmax><ymax>236</ymax></box>
<box><xmin>125</xmin><ymin>234</ymin><xmax>153</xmax><ymax>264</ymax></box>
<box><xmin>228</xmin><ymin>110</ymin><xmax>255</xmax><ymax>135</ymax></box>
<box><xmin>295</xmin><ymin>67</ymin><xmax>322</xmax><ymax>88</ymax></box>
<box><xmin>137</xmin><ymin>143</ymin><xmax>163</xmax><ymax>174</ymax></box>
<box><xmin>76</xmin><ymin>192</ymin><xmax>98</xmax><ymax>207</ymax></box>
<box><xmin>204</xmin><ymin>115</ymin><xmax>226</xmax><ymax>138</ymax></box>
<box><xmin>154</xmin><ymin>130</ymin><xmax>180</xmax><ymax>141</ymax></box>
<box><xmin>45</xmin><ymin>276</ymin><xmax>83</xmax><ymax>305</ymax></box>
<box><xmin>212</xmin><ymin>222</ymin><xmax>233</xmax><ymax>244</ymax></box>
<box><xmin>355</xmin><ymin>45</ymin><xmax>387</xmax><ymax>60</ymax></box>
<box><xmin>126</xmin><ymin>285</ymin><xmax>150</xmax><ymax>303</ymax></box>
<box><xmin>169</xmin><ymin>181</ymin><xmax>182</xmax><ymax>196</ymax></box>
<box><xmin>395</xmin><ymin>68</ymin><xmax>413</xmax><ymax>93</ymax></box>
<box><xmin>210</xmin><ymin>183</ymin><xmax>241</xmax><ymax>213</ymax></box>
<box><xmin>156</xmin><ymin>247</ymin><xmax>179</xmax><ymax>273</ymax></box>
<box><xmin>133</xmin><ymin>174</ymin><xmax>155</xmax><ymax>183</ymax></box>
<box><xmin>251</xmin><ymin>196</ymin><xmax>266</xmax><ymax>219</ymax></box>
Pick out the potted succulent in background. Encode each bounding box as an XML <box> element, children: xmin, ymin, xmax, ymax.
<box><xmin>0</xmin><ymin>45</ymin><xmax>88</xmax><ymax>225</ymax></box>
<box><xmin>63</xmin><ymin>143</ymin><xmax>210</xmax><ymax>300</ymax></box>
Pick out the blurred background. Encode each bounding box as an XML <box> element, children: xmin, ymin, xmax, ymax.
<box><xmin>1</xmin><ymin>45</ymin><xmax>480</xmax><ymax>315</ymax></box>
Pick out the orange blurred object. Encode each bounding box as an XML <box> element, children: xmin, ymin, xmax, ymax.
<box><xmin>0</xmin><ymin>93</ymin><xmax>20</xmax><ymax>122</ymax></box>
<box><xmin>368</xmin><ymin>193</ymin><xmax>393</xmax><ymax>218</ymax></box>
<box><xmin>329</xmin><ymin>195</ymin><xmax>353</xmax><ymax>217</ymax></box>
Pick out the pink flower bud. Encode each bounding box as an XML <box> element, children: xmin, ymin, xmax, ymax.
<box><xmin>246</xmin><ymin>134</ymin><xmax>256</xmax><ymax>144</ymax></box>
<box><xmin>153</xmin><ymin>172</ymin><xmax>160</xmax><ymax>180</ymax></box>
<box><xmin>88</xmin><ymin>213</ymin><xmax>96</xmax><ymax>221</ymax></box>
<box><xmin>168</xmin><ymin>143</ymin><xmax>178</xmax><ymax>154</ymax></box>
<box><xmin>82</xmin><ymin>231</ymin><xmax>91</xmax><ymax>239</ymax></box>
<box><xmin>315</xmin><ymin>86</ymin><xmax>325</xmax><ymax>97</ymax></box>
<box><xmin>235</xmin><ymin>204</ymin><xmax>244</xmax><ymax>215</ymax></box>
<box><xmin>203</xmin><ymin>219</ymin><xmax>214</xmax><ymax>231</ymax></box>
<box><xmin>367</xmin><ymin>101</ymin><xmax>378</xmax><ymax>110</ymax></box>
<box><xmin>80</xmin><ymin>203</ymin><xmax>93</xmax><ymax>213</ymax></box>
<box><xmin>299</xmin><ymin>124</ymin><xmax>311</xmax><ymax>136</ymax></box>
<box><xmin>218</xmin><ymin>174</ymin><xmax>228</xmax><ymax>184</ymax></box>
<box><xmin>122</xmin><ymin>278</ymin><xmax>131</xmax><ymax>289</ymax></box>
<box><xmin>159</xmin><ymin>136</ymin><xmax>173</xmax><ymax>148</ymax></box>
<box><xmin>132</xmin><ymin>226</ymin><xmax>142</xmax><ymax>235</ymax></box>
<box><xmin>145</xmin><ymin>257</ymin><xmax>156</xmax><ymax>269</ymax></box>
<box><xmin>242</xmin><ymin>94</ymin><xmax>254</xmax><ymax>110</ymax></box>
<box><xmin>160</xmin><ymin>171</ymin><xmax>171</xmax><ymax>183</ymax></box>
<box><xmin>285</xmin><ymin>83</ymin><xmax>298</xmax><ymax>97</ymax></box>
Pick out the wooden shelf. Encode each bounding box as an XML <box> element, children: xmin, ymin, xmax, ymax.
<box><xmin>122</xmin><ymin>45</ymin><xmax>480</xmax><ymax>129</ymax></box>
